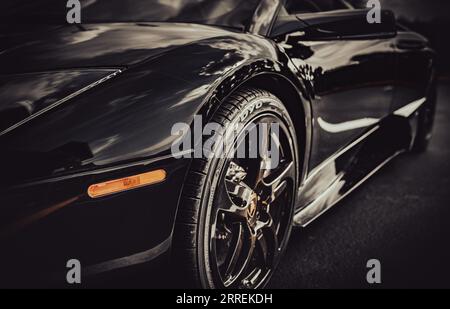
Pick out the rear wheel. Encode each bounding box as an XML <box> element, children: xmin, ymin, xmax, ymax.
<box><xmin>411</xmin><ymin>81</ymin><xmax>437</xmax><ymax>153</ymax></box>
<box><xmin>173</xmin><ymin>88</ymin><xmax>299</xmax><ymax>289</ymax></box>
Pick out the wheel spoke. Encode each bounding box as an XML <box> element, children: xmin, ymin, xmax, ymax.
<box><xmin>223</xmin><ymin>224</ymin><xmax>245</xmax><ymax>280</ymax></box>
<box><xmin>242</xmin><ymin>268</ymin><xmax>263</xmax><ymax>288</ymax></box>
<box><xmin>256</xmin><ymin>231</ymin><xmax>269</xmax><ymax>266</ymax></box>
<box><xmin>268</xmin><ymin>220</ymin><xmax>279</xmax><ymax>258</ymax></box>
<box><xmin>272</xmin><ymin>181</ymin><xmax>288</xmax><ymax>205</ymax></box>
<box><xmin>261</xmin><ymin>161</ymin><xmax>294</xmax><ymax>204</ymax></box>
<box><xmin>255</xmin><ymin>218</ymin><xmax>279</xmax><ymax>268</ymax></box>
<box><xmin>222</xmin><ymin>224</ymin><xmax>256</xmax><ymax>285</ymax></box>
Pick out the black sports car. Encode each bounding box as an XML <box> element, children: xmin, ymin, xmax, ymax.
<box><xmin>0</xmin><ymin>0</ymin><xmax>437</xmax><ymax>288</ymax></box>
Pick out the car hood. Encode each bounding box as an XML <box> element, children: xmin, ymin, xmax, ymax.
<box><xmin>0</xmin><ymin>22</ymin><xmax>233</xmax><ymax>134</ymax></box>
<box><xmin>0</xmin><ymin>22</ymin><xmax>232</xmax><ymax>74</ymax></box>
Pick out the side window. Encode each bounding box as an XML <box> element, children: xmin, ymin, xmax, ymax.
<box><xmin>285</xmin><ymin>0</ymin><xmax>348</xmax><ymax>14</ymax></box>
<box><xmin>285</xmin><ymin>0</ymin><xmax>321</xmax><ymax>14</ymax></box>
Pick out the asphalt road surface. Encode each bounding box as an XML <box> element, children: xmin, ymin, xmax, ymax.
<box><xmin>269</xmin><ymin>81</ymin><xmax>450</xmax><ymax>289</ymax></box>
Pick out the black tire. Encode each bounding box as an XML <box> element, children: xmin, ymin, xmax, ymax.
<box><xmin>411</xmin><ymin>79</ymin><xmax>437</xmax><ymax>153</ymax></box>
<box><xmin>172</xmin><ymin>88</ymin><xmax>299</xmax><ymax>289</ymax></box>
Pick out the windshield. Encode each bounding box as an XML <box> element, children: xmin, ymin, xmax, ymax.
<box><xmin>1</xmin><ymin>0</ymin><xmax>261</xmax><ymax>29</ymax></box>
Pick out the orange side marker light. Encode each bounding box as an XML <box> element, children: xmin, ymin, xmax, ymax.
<box><xmin>88</xmin><ymin>169</ymin><xmax>167</xmax><ymax>198</ymax></box>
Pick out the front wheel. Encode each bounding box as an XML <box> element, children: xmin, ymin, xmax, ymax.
<box><xmin>173</xmin><ymin>88</ymin><xmax>299</xmax><ymax>289</ymax></box>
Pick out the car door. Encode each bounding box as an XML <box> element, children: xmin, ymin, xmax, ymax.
<box><xmin>392</xmin><ymin>29</ymin><xmax>435</xmax><ymax>114</ymax></box>
<box><xmin>276</xmin><ymin>0</ymin><xmax>397</xmax><ymax>171</ymax></box>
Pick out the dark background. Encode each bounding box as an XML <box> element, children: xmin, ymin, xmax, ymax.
<box><xmin>354</xmin><ymin>0</ymin><xmax>450</xmax><ymax>76</ymax></box>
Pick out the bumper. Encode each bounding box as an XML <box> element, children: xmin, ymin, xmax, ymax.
<box><xmin>0</xmin><ymin>155</ymin><xmax>189</xmax><ymax>287</ymax></box>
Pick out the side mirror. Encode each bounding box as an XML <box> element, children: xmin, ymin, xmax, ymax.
<box><xmin>271</xmin><ymin>9</ymin><xmax>397</xmax><ymax>40</ymax></box>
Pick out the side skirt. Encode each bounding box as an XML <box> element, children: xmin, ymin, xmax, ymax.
<box><xmin>293</xmin><ymin>97</ymin><xmax>426</xmax><ymax>227</ymax></box>
<box><xmin>294</xmin><ymin>149</ymin><xmax>403</xmax><ymax>227</ymax></box>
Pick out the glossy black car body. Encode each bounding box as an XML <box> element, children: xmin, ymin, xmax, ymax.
<box><xmin>0</xmin><ymin>0</ymin><xmax>436</xmax><ymax>287</ymax></box>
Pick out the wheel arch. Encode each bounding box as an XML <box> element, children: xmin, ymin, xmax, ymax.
<box><xmin>204</xmin><ymin>71</ymin><xmax>312</xmax><ymax>186</ymax></box>
<box><xmin>243</xmin><ymin>73</ymin><xmax>311</xmax><ymax>184</ymax></box>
